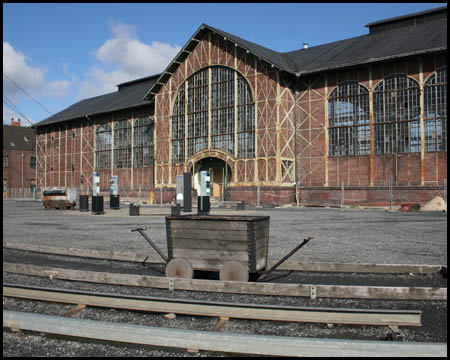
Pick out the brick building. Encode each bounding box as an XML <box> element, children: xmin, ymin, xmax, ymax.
<box><xmin>3</xmin><ymin>118</ymin><xmax>37</xmax><ymax>196</ymax></box>
<box><xmin>33</xmin><ymin>6</ymin><xmax>447</xmax><ymax>206</ymax></box>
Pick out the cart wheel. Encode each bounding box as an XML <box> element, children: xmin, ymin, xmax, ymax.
<box><xmin>165</xmin><ymin>258</ymin><xmax>193</xmax><ymax>279</ymax></box>
<box><xmin>219</xmin><ymin>262</ymin><xmax>249</xmax><ymax>282</ymax></box>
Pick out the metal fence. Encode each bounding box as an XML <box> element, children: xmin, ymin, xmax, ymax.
<box><xmin>3</xmin><ymin>188</ymin><xmax>40</xmax><ymax>200</ymax></box>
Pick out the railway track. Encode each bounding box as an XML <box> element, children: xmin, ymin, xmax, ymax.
<box><xmin>3</xmin><ymin>283</ymin><xmax>446</xmax><ymax>357</ymax></box>
<box><xmin>3</xmin><ymin>245</ymin><xmax>447</xmax><ymax>356</ymax></box>
<box><xmin>4</xmin><ymin>310</ymin><xmax>446</xmax><ymax>357</ymax></box>
<box><xmin>3</xmin><ymin>246</ymin><xmax>446</xmax><ymax>301</ymax></box>
<box><xmin>3</xmin><ymin>283</ymin><xmax>424</xmax><ymax>326</ymax></box>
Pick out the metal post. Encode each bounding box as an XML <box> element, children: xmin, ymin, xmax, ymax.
<box><xmin>444</xmin><ymin>179</ymin><xmax>447</xmax><ymax>213</ymax></box>
<box><xmin>138</xmin><ymin>185</ymin><xmax>141</xmax><ymax>204</ymax></box>
<box><xmin>389</xmin><ymin>180</ymin><xmax>393</xmax><ymax>211</ymax></box>
<box><xmin>221</xmin><ymin>167</ymin><xmax>224</xmax><ymax>204</ymax></box>
<box><xmin>341</xmin><ymin>181</ymin><xmax>344</xmax><ymax>208</ymax></box>
<box><xmin>21</xmin><ymin>153</ymin><xmax>24</xmax><ymax>197</ymax></box>
<box><xmin>183</xmin><ymin>172</ymin><xmax>192</xmax><ymax>212</ymax></box>
<box><xmin>257</xmin><ymin>184</ymin><xmax>260</xmax><ymax>207</ymax></box>
<box><xmin>160</xmin><ymin>184</ymin><xmax>163</xmax><ymax>206</ymax></box>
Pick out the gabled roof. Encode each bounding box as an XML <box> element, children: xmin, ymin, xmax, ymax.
<box><xmin>144</xmin><ymin>7</ymin><xmax>446</xmax><ymax>100</ymax></box>
<box><xmin>3</xmin><ymin>125</ymin><xmax>36</xmax><ymax>151</ymax></box>
<box><xmin>32</xmin><ymin>74</ymin><xmax>159</xmax><ymax>128</ymax></box>
<box><xmin>365</xmin><ymin>5</ymin><xmax>447</xmax><ymax>29</ymax></box>
<box><xmin>143</xmin><ymin>23</ymin><xmax>298</xmax><ymax>99</ymax></box>
<box><xmin>283</xmin><ymin>17</ymin><xmax>446</xmax><ymax>75</ymax></box>
<box><xmin>33</xmin><ymin>6</ymin><xmax>446</xmax><ymax>129</ymax></box>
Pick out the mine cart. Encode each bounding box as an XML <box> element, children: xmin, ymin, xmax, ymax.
<box><xmin>43</xmin><ymin>187</ymin><xmax>77</xmax><ymax>209</ymax></box>
<box><xmin>132</xmin><ymin>215</ymin><xmax>312</xmax><ymax>282</ymax></box>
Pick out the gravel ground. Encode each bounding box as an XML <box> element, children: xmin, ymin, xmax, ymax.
<box><xmin>3</xmin><ymin>200</ymin><xmax>447</xmax><ymax>356</ymax></box>
<box><xmin>2</xmin><ymin>200</ymin><xmax>447</xmax><ymax>265</ymax></box>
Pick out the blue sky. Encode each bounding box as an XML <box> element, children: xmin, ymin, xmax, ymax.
<box><xmin>3</xmin><ymin>3</ymin><xmax>445</xmax><ymax>126</ymax></box>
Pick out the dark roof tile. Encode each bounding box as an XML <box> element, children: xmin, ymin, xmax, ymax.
<box><xmin>32</xmin><ymin>75</ymin><xmax>158</xmax><ymax>128</ymax></box>
<box><xmin>283</xmin><ymin>18</ymin><xmax>446</xmax><ymax>74</ymax></box>
<box><xmin>3</xmin><ymin>125</ymin><xmax>36</xmax><ymax>151</ymax></box>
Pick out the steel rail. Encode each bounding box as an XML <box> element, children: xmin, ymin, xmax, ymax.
<box><xmin>3</xmin><ymin>310</ymin><xmax>446</xmax><ymax>357</ymax></box>
<box><xmin>3</xmin><ymin>284</ymin><xmax>422</xmax><ymax>326</ymax></box>
<box><xmin>3</xmin><ymin>242</ymin><xmax>444</xmax><ymax>274</ymax></box>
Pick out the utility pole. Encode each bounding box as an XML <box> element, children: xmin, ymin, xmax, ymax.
<box><xmin>21</xmin><ymin>153</ymin><xmax>24</xmax><ymax>197</ymax></box>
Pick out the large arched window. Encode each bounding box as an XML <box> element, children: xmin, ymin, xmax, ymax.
<box><xmin>95</xmin><ymin>124</ymin><xmax>112</xmax><ymax>169</ymax></box>
<box><xmin>210</xmin><ymin>67</ymin><xmax>234</xmax><ymax>155</ymax></box>
<box><xmin>133</xmin><ymin>117</ymin><xmax>154</xmax><ymax>167</ymax></box>
<box><xmin>171</xmin><ymin>66</ymin><xmax>255</xmax><ymax>163</ymax></box>
<box><xmin>424</xmin><ymin>67</ymin><xmax>447</xmax><ymax>151</ymax></box>
<box><xmin>373</xmin><ymin>74</ymin><xmax>420</xmax><ymax>154</ymax></box>
<box><xmin>113</xmin><ymin>120</ymin><xmax>131</xmax><ymax>168</ymax></box>
<box><xmin>187</xmin><ymin>69</ymin><xmax>209</xmax><ymax>157</ymax></box>
<box><xmin>328</xmin><ymin>81</ymin><xmax>370</xmax><ymax>156</ymax></box>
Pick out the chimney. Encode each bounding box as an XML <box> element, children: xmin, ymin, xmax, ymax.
<box><xmin>11</xmin><ymin>117</ymin><xmax>21</xmax><ymax>127</ymax></box>
<box><xmin>303</xmin><ymin>43</ymin><xmax>309</xmax><ymax>49</ymax></box>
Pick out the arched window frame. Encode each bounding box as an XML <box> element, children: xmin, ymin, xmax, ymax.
<box><xmin>236</xmin><ymin>70</ymin><xmax>255</xmax><ymax>158</ymax></box>
<box><xmin>373</xmin><ymin>74</ymin><xmax>421</xmax><ymax>154</ymax></box>
<box><xmin>424</xmin><ymin>67</ymin><xmax>447</xmax><ymax>151</ymax></box>
<box><xmin>95</xmin><ymin>124</ymin><xmax>112</xmax><ymax>170</ymax></box>
<box><xmin>113</xmin><ymin>120</ymin><xmax>131</xmax><ymax>169</ymax></box>
<box><xmin>133</xmin><ymin>117</ymin><xmax>154</xmax><ymax>167</ymax></box>
<box><xmin>328</xmin><ymin>81</ymin><xmax>370</xmax><ymax>156</ymax></box>
<box><xmin>171</xmin><ymin>66</ymin><xmax>255</xmax><ymax>163</ymax></box>
<box><xmin>172</xmin><ymin>84</ymin><xmax>185</xmax><ymax>164</ymax></box>
<box><xmin>210</xmin><ymin>66</ymin><xmax>234</xmax><ymax>156</ymax></box>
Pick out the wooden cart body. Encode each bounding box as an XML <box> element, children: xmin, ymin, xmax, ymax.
<box><xmin>165</xmin><ymin>215</ymin><xmax>270</xmax><ymax>274</ymax></box>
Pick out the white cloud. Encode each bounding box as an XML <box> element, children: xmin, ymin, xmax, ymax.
<box><xmin>3</xmin><ymin>42</ymin><xmax>70</xmax><ymax>101</ymax></box>
<box><xmin>78</xmin><ymin>21</ymin><xmax>181</xmax><ymax>98</ymax></box>
<box><xmin>3</xmin><ymin>20</ymin><xmax>182</xmax><ymax>123</ymax></box>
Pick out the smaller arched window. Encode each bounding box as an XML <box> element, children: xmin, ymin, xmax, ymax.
<box><xmin>328</xmin><ymin>81</ymin><xmax>370</xmax><ymax>156</ymax></box>
<box><xmin>237</xmin><ymin>74</ymin><xmax>255</xmax><ymax>158</ymax></box>
<box><xmin>373</xmin><ymin>74</ymin><xmax>420</xmax><ymax>154</ymax></box>
<box><xmin>114</xmin><ymin>120</ymin><xmax>131</xmax><ymax>168</ymax></box>
<box><xmin>95</xmin><ymin>124</ymin><xmax>112</xmax><ymax>170</ymax></box>
<box><xmin>133</xmin><ymin>117</ymin><xmax>154</xmax><ymax>167</ymax></box>
<box><xmin>424</xmin><ymin>67</ymin><xmax>447</xmax><ymax>151</ymax></box>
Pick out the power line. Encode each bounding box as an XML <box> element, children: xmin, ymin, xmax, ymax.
<box><xmin>3</xmin><ymin>99</ymin><xmax>33</xmax><ymax>126</ymax></box>
<box><xmin>3</xmin><ymin>95</ymin><xmax>34</xmax><ymax>126</ymax></box>
<box><xmin>3</xmin><ymin>73</ymin><xmax>53</xmax><ymax>115</ymax></box>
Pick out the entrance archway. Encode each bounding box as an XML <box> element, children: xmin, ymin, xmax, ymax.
<box><xmin>193</xmin><ymin>157</ymin><xmax>232</xmax><ymax>199</ymax></box>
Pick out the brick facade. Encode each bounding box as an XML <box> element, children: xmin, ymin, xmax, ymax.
<box><xmin>3</xmin><ymin>121</ymin><xmax>37</xmax><ymax>193</ymax></box>
<box><xmin>33</xmin><ymin>15</ymin><xmax>447</xmax><ymax>206</ymax></box>
<box><xmin>36</xmin><ymin>106</ymin><xmax>155</xmax><ymax>197</ymax></box>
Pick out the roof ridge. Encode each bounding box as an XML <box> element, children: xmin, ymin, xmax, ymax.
<box><xmin>365</xmin><ymin>5</ymin><xmax>447</xmax><ymax>27</ymax></box>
